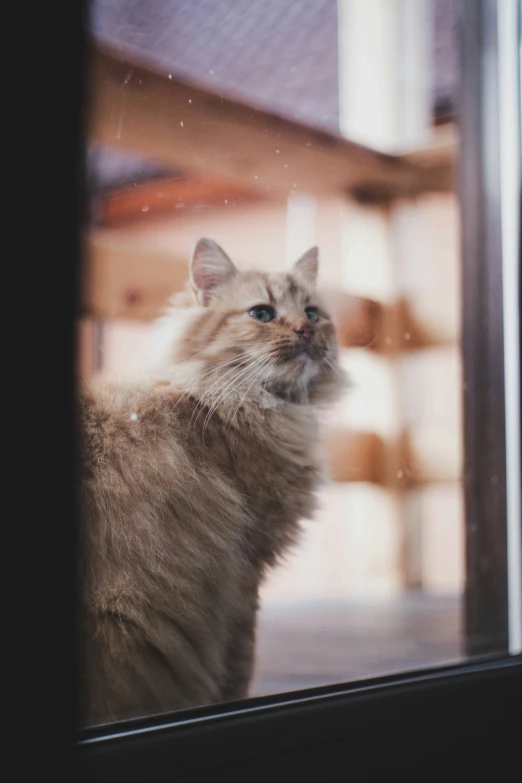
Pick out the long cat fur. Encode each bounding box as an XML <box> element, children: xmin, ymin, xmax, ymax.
<box><xmin>78</xmin><ymin>238</ymin><xmax>343</xmax><ymax>725</ymax></box>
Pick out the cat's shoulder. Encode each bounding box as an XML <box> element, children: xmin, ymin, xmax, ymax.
<box><xmin>78</xmin><ymin>375</ymin><xmax>184</xmax><ymax>428</ymax></box>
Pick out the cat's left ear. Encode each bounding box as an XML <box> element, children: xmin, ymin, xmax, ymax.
<box><xmin>292</xmin><ymin>246</ymin><xmax>319</xmax><ymax>292</ymax></box>
<box><xmin>190</xmin><ymin>237</ymin><xmax>238</xmax><ymax>305</ymax></box>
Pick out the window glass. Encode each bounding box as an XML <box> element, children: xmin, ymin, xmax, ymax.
<box><xmin>78</xmin><ymin>0</ymin><xmax>517</xmax><ymax>727</ymax></box>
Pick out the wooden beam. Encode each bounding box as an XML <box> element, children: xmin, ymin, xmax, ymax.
<box><xmin>328</xmin><ymin>295</ymin><xmax>458</xmax><ymax>352</ymax></box>
<box><xmin>97</xmin><ymin>176</ymin><xmax>264</xmax><ymax>227</ymax></box>
<box><xmin>83</xmin><ymin>234</ymin><xmax>187</xmax><ymax>321</ymax></box>
<box><xmin>401</xmin><ymin>428</ymin><xmax>462</xmax><ymax>486</ymax></box>
<box><xmin>398</xmin><ymin>123</ymin><xmax>457</xmax><ymax>169</ymax></box>
<box><xmin>390</xmin><ymin>298</ymin><xmax>458</xmax><ymax>350</ymax></box>
<box><xmin>396</xmin><ymin>125</ymin><xmax>457</xmax><ymax>192</ymax></box>
<box><xmin>324</xmin><ymin>430</ymin><xmax>386</xmax><ymax>483</ymax></box>
<box><xmin>324</xmin><ymin>427</ymin><xmax>460</xmax><ymax>486</ymax></box>
<box><xmin>88</xmin><ymin>41</ymin><xmax>452</xmax><ymax>200</ymax></box>
<box><xmin>322</xmin><ymin>290</ymin><xmax>383</xmax><ymax>349</ymax></box>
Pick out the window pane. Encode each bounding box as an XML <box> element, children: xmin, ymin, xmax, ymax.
<box><xmin>77</xmin><ymin>0</ymin><xmax>518</xmax><ymax>728</ymax></box>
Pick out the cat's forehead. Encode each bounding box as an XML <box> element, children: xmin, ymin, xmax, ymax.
<box><xmin>236</xmin><ymin>270</ymin><xmax>309</xmax><ymax>305</ymax></box>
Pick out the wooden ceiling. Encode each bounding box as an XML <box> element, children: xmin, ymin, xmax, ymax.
<box><xmin>87</xmin><ymin>40</ymin><xmax>455</xmax><ymax>226</ymax></box>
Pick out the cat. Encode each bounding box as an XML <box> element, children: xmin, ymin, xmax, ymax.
<box><xmin>78</xmin><ymin>237</ymin><xmax>344</xmax><ymax>726</ymax></box>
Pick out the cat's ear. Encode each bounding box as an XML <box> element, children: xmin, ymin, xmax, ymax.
<box><xmin>190</xmin><ymin>238</ymin><xmax>238</xmax><ymax>305</ymax></box>
<box><xmin>292</xmin><ymin>246</ymin><xmax>319</xmax><ymax>292</ymax></box>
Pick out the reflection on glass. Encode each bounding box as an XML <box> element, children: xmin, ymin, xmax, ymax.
<box><xmin>79</xmin><ymin>0</ymin><xmax>465</xmax><ymax>726</ymax></box>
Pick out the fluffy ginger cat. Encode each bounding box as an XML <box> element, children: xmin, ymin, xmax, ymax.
<box><xmin>78</xmin><ymin>238</ymin><xmax>343</xmax><ymax>725</ymax></box>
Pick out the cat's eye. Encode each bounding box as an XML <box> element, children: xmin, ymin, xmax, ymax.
<box><xmin>248</xmin><ymin>305</ymin><xmax>275</xmax><ymax>322</ymax></box>
<box><xmin>305</xmin><ymin>307</ymin><xmax>319</xmax><ymax>322</ymax></box>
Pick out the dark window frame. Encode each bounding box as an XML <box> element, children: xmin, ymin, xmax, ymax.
<box><xmin>80</xmin><ymin>657</ymin><xmax>521</xmax><ymax>781</ymax></box>
<box><xmin>74</xmin><ymin>0</ymin><xmax>521</xmax><ymax>779</ymax></box>
<box><xmin>460</xmin><ymin>0</ymin><xmax>511</xmax><ymax>657</ymax></box>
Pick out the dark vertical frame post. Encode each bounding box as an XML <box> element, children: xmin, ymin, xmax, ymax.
<box><xmin>457</xmin><ymin>0</ymin><xmax>509</xmax><ymax>656</ymax></box>
<box><xmin>70</xmin><ymin>1</ymin><xmax>90</xmax><ymax>775</ymax></box>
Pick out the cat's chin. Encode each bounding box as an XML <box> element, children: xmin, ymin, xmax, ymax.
<box><xmin>293</xmin><ymin>350</ymin><xmax>315</xmax><ymax>366</ymax></box>
<box><xmin>262</xmin><ymin>355</ymin><xmax>322</xmax><ymax>404</ymax></box>
<box><xmin>289</xmin><ymin>349</ymin><xmax>321</xmax><ymax>374</ymax></box>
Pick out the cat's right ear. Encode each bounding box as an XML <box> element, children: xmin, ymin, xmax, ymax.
<box><xmin>190</xmin><ymin>238</ymin><xmax>238</xmax><ymax>306</ymax></box>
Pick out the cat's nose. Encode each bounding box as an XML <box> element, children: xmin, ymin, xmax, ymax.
<box><xmin>294</xmin><ymin>324</ymin><xmax>313</xmax><ymax>341</ymax></box>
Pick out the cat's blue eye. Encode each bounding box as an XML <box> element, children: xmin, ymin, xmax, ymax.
<box><xmin>248</xmin><ymin>305</ymin><xmax>275</xmax><ymax>322</ymax></box>
<box><xmin>305</xmin><ymin>307</ymin><xmax>319</xmax><ymax>322</ymax></box>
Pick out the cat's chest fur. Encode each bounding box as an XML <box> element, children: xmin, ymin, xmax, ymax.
<box><xmin>82</xmin><ymin>382</ymin><xmax>324</xmax><ymax>579</ymax></box>
<box><xmin>176</xmin><ymin>394</ymin><xmax>323</xmax><ymax>569</ymax></box>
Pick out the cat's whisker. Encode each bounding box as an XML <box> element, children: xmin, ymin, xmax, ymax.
<box><xmin>190</xmin><ymin>354</ymin><xmax>264</xmax><ymax>426</ymax></box>
<box><xmin>322</xmin><ymin>355</ymin><xmax>342</xmax><ymax>376</ymax></box>
<box><xmin>177</xmin><ymin>342</ymin><xmax>291</xmax><ymax>412</ymax></box>
<box><xmin>179</xmin><ymin>351</ymin><xmax>262</xmax><ymax>415</ymax></box>
<box><xmin>204</xmin><ymin>360</ymin><xmax>268</xmax><ymax>439</ymax></box>
<box><xmin>183</xmin><ymin>342</ymin><xmax>269</xmax><ymax>363</ymax></box>
<box><xmin>170</xmin><ymin>352</ymin><xmax>249</xmax><ymax>406</ymax></box>
<box><xmin>200</xmin><ymin>356</ymin><xmax>270</xmax><ymax>435</ymax></box>
<box><xmin>227</xmin><ymin>358</ymin><xmax>277</xmax><ymax>432</ymax></box>
<box><xmin>188</xmin><ymin>355</ymin><xmax>257</xmax><ymax>426</ymax></box>
<box><xmin>201</xmin><ymin>352</ymin><xmax>275</xmax><ymax>435</ymax></box>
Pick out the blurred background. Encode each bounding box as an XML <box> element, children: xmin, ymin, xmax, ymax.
<box><xmin>79</xmin><ymin>0</ymin><xmax>464</xmax><ymax>697</ymax></box>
